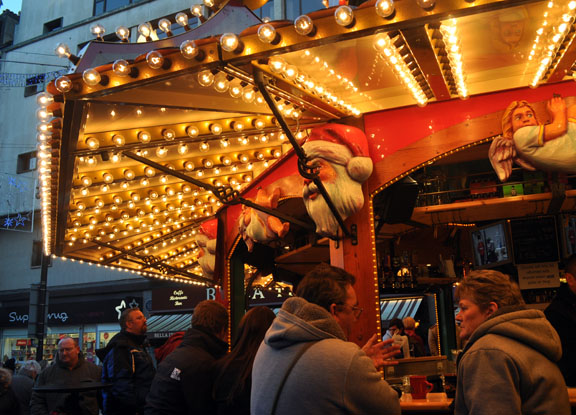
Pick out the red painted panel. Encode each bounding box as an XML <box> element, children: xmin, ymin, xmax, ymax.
<box><xmin>365</xmin><ymin>81</ymin><xmax>576</xmax><ymax>160</ymax></box>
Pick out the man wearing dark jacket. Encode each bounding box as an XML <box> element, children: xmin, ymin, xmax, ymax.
<box><xmin>96</xmin><ymin>307</ymin><xmax>155</xmax><ymax>415</ymax></box>
<box><xmin>145</xmin><ymin>300</ymin><xmax>229</xmax><ymax>415</ymax></box>
<box><xmin>31</xmin><ymin>337</ymin><xmax>101</xmax><ymax>415</ymax></box>
<box><xmin>545</xmin><ymin>254</ymin><xmax>576</xmax><ymax>386</ymax></box>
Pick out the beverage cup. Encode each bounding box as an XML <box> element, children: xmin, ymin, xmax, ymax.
<box><xmin>410</xmin><ymin>375</ymin><xmax>433</xmax><ymax>399</ymax></box>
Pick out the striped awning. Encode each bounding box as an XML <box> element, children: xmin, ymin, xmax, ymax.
<box><xmin>379</xmin><ymin>297</ymin><xmax>423</xmax><ymax>323</ymax></box>
<box><xmin>146</xmin><ymin>313</ymin><xmax>190</xmax><ymax>339</ymax></box>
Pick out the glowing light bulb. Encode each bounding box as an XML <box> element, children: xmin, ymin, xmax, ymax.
<box><xmin>115</xmin><ymin>26</ymin><xmax>130</xmax><ymax>41</ymax></box>
<box><xmin>269</xmin><ymin>56</ymin><xmax>287</xmax><ymax>74</ymax></box>
<box><xmin>36</xmin><ymin>92</ymin><xmax>54</xmax><ymax>106</ymax></box>
<box><xmin>253</xmin><ymin>118</ymin><xmax>265</xmax><ymax>129</ymax></box>
<box><xmin>175</xmin><ymin>12</ymin><xmax>189</xmax><ymax>27</ymax></box>
<box><xmin>90</xmin><ymin>23</ymin><xmax>105</xmax><ymax>38</ymax></box>
<box><xmin>334</xmin><ymin>6</ymin><xmax>354</xmax><ymax>26</ymax></box>
<box><xmin>162</xmin><ymin>128</ymin><xmax>175</xmax><ymax>141</ymax></box>
<box><xmin>55</xmin><ymin>76</ymin><xmax>73</xmax><ymax>93</ymax></box>
<box><xmin>145</xmin><ymin>167</ymin><xmax>156</xmax><ymax>177</ymax></box>
<box><xmin>257</xmin><ymin>24</ymin><xmax>277</xmax><ymax>43</ymax></box>
<box><xmin>112</xmin><ymin>134</ymin><xmax>125</xmax><ymax>147</ymax></box>
<box><xmin>85</xmin><ymin>137</ymin><xmax>100</xmax><ymax>149</ymax></box>
<box><xmin>210</xmin><ymin>123</ymin><xmax>223</xmax><ymax>135</ymax></box>
<box><xmin>178</xmin><ymin>143</ymin><xmax>189</xmax><ymax>155</ymax></box>
<box><xmin>158</xmin><ymin>18</ymin><xmax>172</xmax><ymax>33</ymax></box>
<box><xmin>198</xmin><ymin>70</ymin><xmax>214</xmax><ymax>87</ymax></box>
<box><xmin>124</xmin><ymin>169</ymin><xmax>135</xmax><ymax>180</ymax></box>
<box><xmin>202</xmin><ymin>159</ymin><xmax>213</xmax><ymax>168</ymax></box>
<box><xmin>184</xmin><ymin>161</ymin><xmax>195</xmax><ymax>171</ymax></box>
<box><xmin>375</xmin><ymin>0</ymin><xmax>395</xmax><ymax>18</ymax></box>
<box><xmin>191</xmin><ymin>4</ymin><xmax>203</xmax><ymax>17</ymax></box>
<box><xmin>138</xmin><ymin>22</ymin><xmax>153</xmax><ymax>38</ymax></box>
<box><xmin>186</xmin><ymin>125</ymin><xmax>199</xmax><ymax>137</ymax></box>
<box><xmin>81</xmin><ymin>176</ymin><xmax>92</xmax><ymax>187</ymax></box>
<box><xmin>146</xmin><ymin>51</ymin><xmax>165</xmax><ymax>69</ymax></box>
<box><xmin>103</xmin><ymin>173</ymin><xmax>114</xmax><ymax>183</ymax></box>
<box><xmin>156</xmin><ymin>146</ymin><xmax>168</xmax><ymax>158</ymax></box>
<box><xmin>180</xmin><ymin>40</ymin><xmax>199</xmax><ymax>59</ymax></box>
<box><xmin>220</xmin><ymin>33</ymin><xmax>240</xmax><ymax>52</ymax></box>
<box><xmin>213</xmin><ymin>72</ymin><xmax>230</xmax><ymax>93</ymax></box>
<box><xmin>138</xmin><ymin>131</ymin><xmax>151</xmax><ymax>143</ymax></box>
<box><xmin>112</xmin><ymin>59</ymin><xmax>131</xmax><ymax>76</ymax></box>
<box><xmin>54</xmin><ymin>43</ymin><xmax>71</xmax><ymax>58</ymax></box>
<box><xmin>199</xmin><ymin>141</ymin><xmax>210</xmax><ymax>152</ymax></box>
<box><xmin>294</xmin><ymin>15</ymin><xmax>314</xmax><ymax>36</ymax></box>
<box><xmin>242</xmin><ymin>86</ymin><xmax>255</xmax><ymax>103</ymax></box>
<box><xmin>416</xmin><ymin>0</ymin><xmax>435</xmax><ymax>8</ymax></box>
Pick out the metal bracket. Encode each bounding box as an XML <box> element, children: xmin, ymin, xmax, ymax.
<box><xmin>253</xmin><ymin>68</ymin><xmax>353</xmax><ymax>240</ymax></box>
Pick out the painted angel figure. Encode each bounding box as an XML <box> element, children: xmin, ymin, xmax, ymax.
<box><xmin>489</xmin><ymin>96</ymin><xmax>576</xmax><ymax>182</ymax></box>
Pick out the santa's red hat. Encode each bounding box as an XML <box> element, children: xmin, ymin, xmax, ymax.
<box><xmin>199</xmin><ymin>218</ymin><xmax>218</xmax><ymax>240</ymax></box>
<box><xmin>303</xmin><ymin>124</ymin><xmax>373</xmax><ymax>182</ymax></box>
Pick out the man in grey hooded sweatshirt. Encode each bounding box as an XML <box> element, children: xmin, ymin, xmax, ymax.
<box><xmin>251</xmin><ymin>263</ymin><xmax>401</xmax><ymax>415</ymax></box>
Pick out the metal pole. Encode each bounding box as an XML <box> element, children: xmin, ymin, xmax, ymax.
<box><xmin>35</xmin><ymin>254</ymin><xmax>49</xmax><ymax>362</ymax></box>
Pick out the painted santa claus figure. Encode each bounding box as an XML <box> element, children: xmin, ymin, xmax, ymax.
<box><xmin>196</xmin><ymin>219</ymin><xmax>217</xmax><ymax>279</ymax></box>
<box><xmin>302</xmin><ymin>123</ymin><xmax>373</xmax><ymax>238</ymax></box>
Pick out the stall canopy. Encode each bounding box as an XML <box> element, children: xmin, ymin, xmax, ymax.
<box><xmin>146</xmin><ymin>313</ymin><xmax>191</xmax><ymax>339</ymax></box>
<box><xmin>37</xmin><ymin>0</ymin><xmax>576</xmax><ymax>286</ymax></box>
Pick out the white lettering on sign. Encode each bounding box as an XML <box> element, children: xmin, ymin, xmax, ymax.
<box><xmin>517</xmin><ymin>262</ymin><xmax>560</xmax><ymax>290</ymax></box>
<box><xmin>47</xmin><ymin>312</ymin><xmax>69</xmax><ymax>323</ymax></box>
<box><xmin>206</xmin><ymin>288</ymin><xmax>216</xmax><ymax>300</ymax></box>
<box><xmin>251</xmin><ymin>288</ymin><xmax>265</xmax><ymax>300</ymax></box>
<box><xmin>274</xmin><ymin>288</ymin><xmax>283</xmax><ymax>298</ymax></box>
<box><xmin>8</xmin><ymin>312</ymin><xmax>29</xmax><ymax>323</ymax></box>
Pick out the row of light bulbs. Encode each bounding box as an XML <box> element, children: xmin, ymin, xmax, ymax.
<box><xmin>55</xmin><ymin>255</ymin><xmax>209</xmax><ymax>285</ymax></box>
<box><xmin>36</xmin><ymin>92</ymin><xmax>59</xmax><ymax>255</ymax></box>
<box><xmin>373</xmin><ymin>33</ymin><xmax>429</xmax><ymax>106</ymax></box>
<box><xmin>529</xmin><ymin>0</ymin><xmax>576</xmax><ymax>87</ymax></box>
<box><xmin>439</xmin><ymin>19</ymin><xmax>468</xmax><ymax>99</ymax></box>
<box><xmin>268</xmin><ymin>56</ymin><xmax>361</xmax><ymax>116</ymax></box>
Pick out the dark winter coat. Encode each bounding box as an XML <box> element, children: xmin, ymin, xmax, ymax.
<box><xmin>545</xmin><ymin>283</ymin><xmax>576</xmax><ymax>386</ymax></box>
<box><xmin>144</xmin><ymin>327</ymin><xmax>228</xmax><ymax>415</ymax></box>
<box><xmin>0</xmin><ymin>386</ymin><xmax>20</xmax><ymax>415</ymax></box>
<box><xmin>30</xmin><ymin>354</ymin><xmax>101</xmax><ymax>415</ymax></box>
<box><xmin>11</xmin><ymin>373</ymin><xmax>34</xmax><ymax>415</ymax></box>
<box><xmin>96</xmin><ymin>331</ymin><xmax>155</xmax><ymax>415</ymax></box>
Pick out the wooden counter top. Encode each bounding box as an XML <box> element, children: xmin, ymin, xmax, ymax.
<box><xmin>400</xmin><ymin>388</ymin><xmax>576</xmax><ymax>413</ymax></box>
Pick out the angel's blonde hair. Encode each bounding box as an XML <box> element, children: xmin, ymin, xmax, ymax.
<box><xmin>501</xmin><ymin>100</ymin><xmax>539</xmax><ymax>139</ymax></box>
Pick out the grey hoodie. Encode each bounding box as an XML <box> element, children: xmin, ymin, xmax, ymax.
<box><xmin>251</xmin><ymin>297</ymin><xmax>400</xmax><ymax>415</ymax></box>
<box><xmin>455</xmin><ymin>308</ymin><xmax>570</xmax><ymax>415</ymax></box>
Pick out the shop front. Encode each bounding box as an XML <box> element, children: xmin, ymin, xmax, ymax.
<box><xmin>0</xmin><ymin>295</ymin><xmax>142</xmax><ymax>363</ymax></box>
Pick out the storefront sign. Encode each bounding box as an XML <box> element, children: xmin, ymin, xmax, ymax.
<box><xmin>0</xmin><ymin>296</ymin><xmax>142</xmax><ymax>327</ymax></box>
<box><xmin>15</xmin><ymin>339</ymin><xmax>31</xmax><ymax>346</ymax></box>
<box><xmin>152</xmin><ymin>286</ymin><xmax>218</xmax><ymax>312</ymax></box>
<box><xmin>248</xmin><ymin>287</ymin><xmax>293</xmax><ymax>306</ymax></box>
<box><xmin>517</xmin><ymin>262</ymin><xmax>560</xmax><ymax>290</ymax></box>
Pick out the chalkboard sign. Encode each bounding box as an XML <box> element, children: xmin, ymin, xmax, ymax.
<box><xmin>510</xmin><ymin>216</ymin><xmax>559</xmax><ymax>264</ymax></box>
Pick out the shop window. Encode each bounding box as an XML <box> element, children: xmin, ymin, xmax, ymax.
<box><xmin>24</xmin><ymin>74</ymin><xmax>46</xmax><ymax>97</ymax></box>
<box><xmin>43</xmin><ymin>17</ymin><xmax>62</xmax><ymax>34</ymax></box>
<box><xmin>285</xmin><ymin>0</ymin><xmax>325</xmax><ymax>20</ymax></box>
<box><xmin>31</xmin><ymin>240</ymin><xmax>52</xmax><ymax>268</ymax></box>
<box><xmin>254</xmin><ymin>0</ymin><xmax>275</xmax><ymax>20</ymax></box>
<box><xmin>17</xmin><ymin>151</ymin><xmax>37</xmax><ymax>174</ymax></box>
<box><xmin>94</xmin><ymin>0</ymin><xmax>138</xmax><ymax>16</ymax></box>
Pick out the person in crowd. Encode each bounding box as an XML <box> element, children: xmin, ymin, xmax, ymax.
<box><xmin>31</xmin><ymin>337</ymin><xmax>101</xmax><ymax>415</ymax></box>
<box><xmin>11</xmin><ymin>360</ymin><xmax>41</xmax><ymax>415</ymax></box>
<box><xmin>212</xmin><ymin>306</ymin><xmax>275</xmax><ymax>415</ymax></box>
<box><xmin>251</xmin><ymin>263</ymin><xmax>401</xmax><ymax>415</ymax></box>
<box><xmin>0</xmin><ymin>367</ymin><xmax>20</xmax><ymax>415</ymax></box>
<box><xmin>97</xmin><ymin>307</ymin><xmax>155</xmax><ymax>415</ymax></box>
<box><xmin>545</xmin><ymin>254</ymin><xmax>576</xmax><ymax>387</ymax></box>
<box><xmin>454</xmin><ymin>270</ymin><xmax>570</xmax><ymax>415</ymax></box>
<box><xmin>403</xmin><ymin>316</ymin><xmax>426</xmax><ymax>357</ymax></box>
<box><xmin>145</xmin><ymin>300</ymin><xmax>229</xmax><ymax>415</ymax></box>
<box><xmin>3</xmin><ymin>358</ymin><xmax>16</xmax><ymax>373</ymax></box>
<box><xmin>428</xmin><ymin>324</ymin><xmax>439</xmax><ymax>356</ymax></box>
<box><xmin>383</xmin><ymin>318</ymin><xmax>410</xmax><ymax>358</ymax></box>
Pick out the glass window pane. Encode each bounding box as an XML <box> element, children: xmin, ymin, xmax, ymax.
<box><xmin>255</xmin><ymin>1</ymin><xmax>274</xmax><ymax>20</ymax></box>
<box><xmin>105</xmin><ymin>0</ymin><xmax>130</xmax><ymax>13</ymax></box>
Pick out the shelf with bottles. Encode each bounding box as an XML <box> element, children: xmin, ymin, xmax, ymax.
<box><xmin>412</xmin><ymin>161</ymin><xmax>569</xmax><ymax>209</ymax></box>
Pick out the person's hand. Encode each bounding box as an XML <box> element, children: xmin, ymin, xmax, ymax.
<box><xmin>362</xmin><ymin>334</ymin><xmax>401</xmax><ymax>369</ymax></box>
<box><xmin>547</xmin><ymin>96</ymin><xmax>566</xmax><ymax>118</ymax></box>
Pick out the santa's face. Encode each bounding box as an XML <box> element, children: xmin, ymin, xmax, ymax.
<box><xmin>303</xmin><ymin>159</ymin><xmax>364</xmax><ymax>237</ymax></box>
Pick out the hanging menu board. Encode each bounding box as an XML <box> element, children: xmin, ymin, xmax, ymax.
<box><xmin>509</xmin><ymin>216</ymin><xmax>559</xmax><ymax>264</ymax></box>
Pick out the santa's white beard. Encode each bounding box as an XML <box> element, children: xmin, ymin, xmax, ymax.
<box><xmin>303</xmin><ymin>164</ymin><xmax>365</xmax><ymax>237</ymax></box>
<box><xmin>198</xmin><ymin>250</ymin><xmax>215</xmax><ymax>278</ymax></box>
